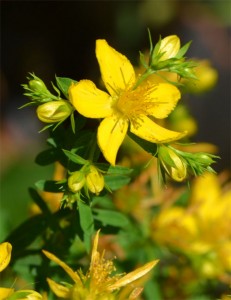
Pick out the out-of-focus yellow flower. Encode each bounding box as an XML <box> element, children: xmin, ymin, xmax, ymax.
<box><xmin>69</xmin><ymin>39</ymin><xmax>186</xmax><ymax>165</ymax></box>
<box><xmin>183</xmin><ymin>59</ymin><xmax>218</xmax><ymax>94</ymax></box>
<box><xmin>157</xmin><ymin>35</ymin><xmax>180</xmax><ymax>61</ymax></box>
<box><xmin>43</xmin><ymin>230</ymin><xmax>158</xmax><ymax>299</ymax></box>
<box><xmin>0</xmin><ymin>242</ymin><xmax>43</xmax><ymax>300</ymax></box>
<box><xmin>151</xmin><ymin>172</ymin><xmax>231</xmax><ymax>280</ymax></box>
<box><xmin>168</xmin><ymin>104</ymin><xmax>198</xmax><ymax>137</ymax></box>
<box><xmin>36</xmin><ymin>100</ymin><xmax>73</xmax><ymax>123</ymax></box>
<box><xmin>0</xmin><ymin>242</ymin><xmax>12</xmax><ymax>272</ymax></box>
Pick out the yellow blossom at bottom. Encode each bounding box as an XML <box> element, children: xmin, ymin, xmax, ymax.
<box><xmin>151</xmin><ymin>172</ymin><xmax>231</xmax><ymax>281</ymax></box>
<box><xmin>43</xmin><ymin>230</ymin><xmax>158</xmax><ymax>299</ymax></box>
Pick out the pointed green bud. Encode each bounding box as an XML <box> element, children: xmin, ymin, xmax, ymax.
<box><xmin>29</xmin><ymin>78</ymin><xmax>47</xmax><ymax>93</ymax></box>
<box><xmin>193</xmin><ymin>153</ymin><xmax>215</xmax><ymax>166</ymax></box>
<box><xmin>36</xmin><ymin>100</ymin><xmax>73</xmax><ymax>123</ymax></box>
<box><xmin>86</xmin><ymin>165</ymin><xmax>104</xmax><ymax>195</ymax></box>
<box><xmin>68</xmin><ymin>171</ymin><xmax>85</xmax><ymax>193</ymax></box>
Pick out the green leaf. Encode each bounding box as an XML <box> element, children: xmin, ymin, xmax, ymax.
<box><xmin>35</xmin><ymin>149</ymin><xmax>58</xmax><ymax>166</ymax></box>
<box><xmin>62</xmin><ymin>149</ymin><xmax>88</xmax><ymax>165</ymax></box>
<box><xmin>93</xmin><ymin>208</ymin><xmax>130</xmax><ymax>228</ymax></box>
<box><xmin>78</xmin><ymin>200</ymin><xmax>94</xmax><ymax>253</ymax></box>
<box><xmin>104</xmin><ymin>175</ymin><xmax>131</xmax><ymax>191</ymax></box>
<box><xmin>4</xmin><ymin>215</ymin><xmax>48</xmax><ymax>260</ymax></box>
<box><xmin>95</xmin><ymin>163</ymin><xmax>133</xmax><ymax>175</ymax></box>
<box><xmin>56</xmin><ymin>76</ymin><xmax>77</xmax><ymax>99</ymax></box>
<box><xmin>35</xmin><ymin>180</ymin><xmax>64</xmax><ymax>193</ymax></box>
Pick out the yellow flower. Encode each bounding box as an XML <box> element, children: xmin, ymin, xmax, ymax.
<box><xmin>0</xmin><ymin>242</ymin><xmax>43</xmax><ymax>300</ymax></box>
<box><xmin>69</xmin><ymin>40</ymin><xmax>186</xmax><ymax>165</ymax></box>
<box><xmin>0</xmin><ymin>242</ymin><xmax>12</xmax><ymax>272</ymax></box>
<box><xmin>43</xmin><ymin>230</ymin><xmax>158</xmax><ymax>299</ymax></box>
<box><xmin>183</xmin><ymin>59</ymin><xmax>218</xmax><ymax>94</ymax></box>
<box><xmin>151</xmin><ymin>172</ymin><xmax>231</xmax><ymax>280</ymax></box>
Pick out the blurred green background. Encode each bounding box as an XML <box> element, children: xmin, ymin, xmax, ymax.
<box><xmin>0</xmin><ymin>0</ymin><xmax>230</xmax><ymax>242</ymax></box>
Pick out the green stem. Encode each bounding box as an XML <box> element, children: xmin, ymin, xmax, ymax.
<box><xmin>132</xmin><ymin>68</ymin><xmax>155</xmax><ymax>90</ymax></box>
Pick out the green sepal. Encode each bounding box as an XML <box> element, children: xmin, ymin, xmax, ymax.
<box><xmin>175</xmin><ymin>41</ymin><xmax>192</xmax><ymax>59</ymax></box>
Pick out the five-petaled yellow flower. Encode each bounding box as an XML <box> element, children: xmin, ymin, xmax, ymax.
<box><xmin>43</xmin><ymin>230</ymin><xmax>158</xmax><ymax>299</ymax></box>
<box><xmin>69</xmin><ymin>40</ymin><xmax>186</xmax><ymax>165</ymax></box>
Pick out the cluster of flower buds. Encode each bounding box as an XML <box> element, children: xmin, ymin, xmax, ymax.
<box><xmin>68</xmin><ymin>164</ymin><xmax>105</xmax><ymax>198</ymax></box>
<box><xmin>158</xmin><ymin>144</ymin><xmax>219</xmax><ymax>183</ymax></box>
<box><xmin>138</xmin><ymin>34</ymin><xmax>197</xmax><ymax>87</ymax></box>
<box><xmin>21</xmin><ymin>73</ymin><xmax>74</xmax><ymax>129</ymax></box>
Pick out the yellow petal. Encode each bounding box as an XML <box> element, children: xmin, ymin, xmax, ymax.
<box><xmin>96</xmin><ymin>39</ymin><xmax>136</xmax><ymax>96</ymax></box>
<box><xmin>148</xmin><ymin>83</ymin><xmax>181</xmax><ymax>119</ymax></box>
<box><xmin>69</xmin><ymin>80</ymin><xmax>113</xmax><ymax>118</ymax></box>
<box><xmin>0</xmin><ymin>287</ymin><xmax>14</xmax><ymax>298</ymax></box>
<box><xmin>0</xmin><ymin>242</ymin><xmax>12</xmax><ymax>272</ymax></box>
<box><xmin>90</xmin><ymin>230</ymin><xmax>100</xmax><ymax>272</ymax></box>
<box><xmin>12</xmin><ymin>290</ymin><xmax>43</xmax><ymax>299</ymax></box>
<box><xmin>108</xmin><ymin>260</ymin><xmax>158</xmax><ymax>291</ymax></box>
<box><xmin>42</xmin><ymin>250</ymin><xmax>81</xmax><ymax>284</ymax></box>
<box><xmin>97</xmin><ymin>115</ymin><xmax>129</xmax><ymax>165</ymax></box>
<box><xmin>130</xmin><ymin>115</ymin><xmax>186</xmax><ymax>143</ymax></box>
<box><xmin>47</xmin><ymin>278</ymin><xmax>71</xmax><ymax>298</ymax></box>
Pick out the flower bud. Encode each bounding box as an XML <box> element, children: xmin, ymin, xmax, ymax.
<box><xmin>68</xmin><ymin>171</ymin><xmax>85</xmax><ymax>193</ymax></box>
<box><xmin>158</xmin><ymin>35</ymin><xmax>180</xmax><ymax>61</ymax></box>
<box><xmin>193</xmin><ymin>153</ymin><xmax>215</xmax><ymax>166</ymax></box>
<box><xmin>36</xmin><ymin>100</ymin><xmax>73</xmax><ymax>123</ymax></box>
<box><xmin>86</xmin><ymin>165</ymin><xmax>104</xmax><ymax>195</ymax></box>
<box><xmin>29</xmin><ymin>78</ymin><xmax>47</xmax><ymax>93</ymax></box>
<box><xmin>158</xmin><ymin>146</ymin><xmax>187</xmax><ymax>182</ymax></box>
<box><xmin>183</xmin><ymin>60</ymin><xmax>218</xmax><ymax>93</ymax></box>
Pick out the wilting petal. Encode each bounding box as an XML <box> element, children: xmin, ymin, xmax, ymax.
<box><xmin>47</xmin><ymin>278</ymin><xmax>71</xmax><ymax>298</ymax></box>
<box><xmin>96</xmin><ymin>40</ymin><xmax>136</xmax><ymax>96</ymax></box>
<box><xmin>97</xmin><ymin>115</ymin><xmax>129</xmax><ymax>165</ymax></box>
<box><xmin>148</xmin><ymin>83</ymin><xmax>181</xmax><ymax>119</ymax></box>
<box><xmin>0</xmin><ymin>242</ymin><xmax>12</xmax><ymax>272</ymax></box>
<box><xmin>130</xmin><ymin>115</ymin><xmax>186</xmax><ymax>143</ymax></box>
<box><xmin>42</xmin><ymin>250</ymin><xmax>81</xmax><ymax>284</ymax></box>
<box><xmin>69</xmin><ymin>80</ymin><xmax>113</xmax><ymax>118</ymax></box>
<box><xmin>108</xmin><ymin>260</ymin><xmax>158</xmax><ymax>291</ymax></box>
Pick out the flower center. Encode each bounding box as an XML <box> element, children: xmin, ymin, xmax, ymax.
<box><xmin>115</xmin><ymin>84</ymin><xmax>157</xmax><ymax>122</ymax></box>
